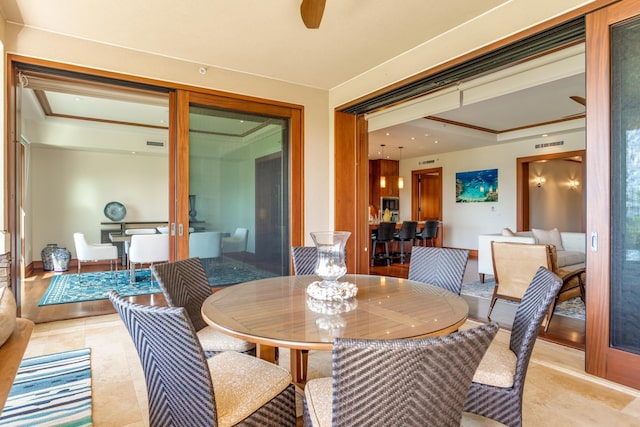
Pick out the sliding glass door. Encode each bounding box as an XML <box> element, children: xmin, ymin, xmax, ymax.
<box><xmin>177</xmin><ymin>91</ymin><xmax>299</xmax><ymax>286</ymax></box>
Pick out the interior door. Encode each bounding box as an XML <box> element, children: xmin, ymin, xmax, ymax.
<box><xmin>411</xmin><ymin>167</ymin><xmax>442</xmax><ymax>245</ymax></box>
<box><xmin>586</xmin><ymin>1</ymin><xmax>640</xmax><ymax>389</ymax></box>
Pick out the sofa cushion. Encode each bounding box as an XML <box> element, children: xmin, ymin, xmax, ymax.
<box><xmin>0</xmin><ymin>287</ymin><xmax>17</xmax><ymax>347</ymax></box>
<box><xmin>557</xmin><ymin>250</ymin><xmax>585</xmax><ymax>268</ymax></box>
<box><xmin>532</xmin><ymin>227</ymin><xmax>564</xmax><ymax>251</ymax></box>
<box><xmin>501</xmin><ymin>227</ymin><xmax>516</xmax><ymax>236</ymax></box>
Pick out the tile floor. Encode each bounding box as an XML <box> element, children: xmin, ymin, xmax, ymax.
<box><xmin>22</xmin><ymin>314</ymin><xmax>640</xmax><ymax>426</ymax></box>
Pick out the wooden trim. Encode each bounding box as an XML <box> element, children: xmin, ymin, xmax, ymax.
<box><xmin>334</xmin><ymin>111</ymin><xmax>357</xmax><ymax>272</ymax></box>
<box><xmin>585</xmin><ymin>0</ymin><xmax>634</xmax><ymax>384</ymax></box>
<box><xmin>0</xmin><ymin>318</ymin><xmax>34</xmax><ymax>410</ymax></box>
<box><xmin>337</xmin><ymin>0</ymin><xmax>619</xmax><ymax>112</ymax></box>
<box><xmin>7</xmin><ymin>55</ymin><xmax>305</xmax><ymax>286</ymax></box>
<box><xmin>8</xmin><ymin>54</ymin><xmax>303</xmax><ymax>112</ymax></box>
<box><xmin>356</xmin><ymin>115</ymin><xmax>370</xmax><ymax>273</ymax></box>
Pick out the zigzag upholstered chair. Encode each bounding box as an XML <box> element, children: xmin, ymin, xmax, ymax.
<box><xmin>151</xmin><ymin>258</ymin><xmax>255</xmax><ymax>357</ymax></box>
<box><xmin>408</xmin><ymin>247</ymin><xmax>470</xmax><ymax>295</ymax></box>
<box><xmin>109</xmin><ymin>291</ymin><xmax>296</xmax><ymax>427</ymax></box>
<box><xmin>291</xmin><ymin>246</ymin><xmax>317</xmax><ymax>275</ymax></box>
<box><xmin>464</xmin><ymin>266</ymin><xmax>563</xmax><ymax>427</ymax></box>
<box><xmin>303</xmin><ymin>322</ymin><xmax>500</xmax><ymax>427</ymax></box>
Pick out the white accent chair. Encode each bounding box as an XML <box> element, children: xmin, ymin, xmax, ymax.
<box><xmin>128</xmin><ymin>233</ymin><xmax>169</xmax><ymax>284</ymax></box>
<box><xmin>222</xmin><ymin>228</ymin><xmax>249</xmax><ymax>263</ymax></box>
<box><xmin>189</xmin><ymin>232</ymin><xmax>222</xmax><ymax>259</ymax></box>
<box><xmin>190</xmin><ymin>231</ymin><xmax>222</xmax><ymax>274</ymax></box>
<box><xmin>73</xmin><ymin>232</ymin><xmax>118</xmax><ymax>275</ymax></box>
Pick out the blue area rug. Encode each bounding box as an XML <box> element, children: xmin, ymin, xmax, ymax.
<box><xmin>461</xmin><ymin>279</ymin><xmax>585</xmax><ymax>320</ymax></box>
<box><xmin>39</xmin><ymin>269</ymin><xmax>160</xmax><ymax>306</ymax></box>
<box><xmin>0</xmin><ymin>348</ymin><xmax>92</xmax><ymax>426</ymax></box>
<box><xmin>206</xmin><ymin>260</ymin><xmax>278</xmax><ymax>287</ymax></box>
<box><xmin>39</xmin><ymin>261</ymin><xmax>278</xmax><ymax>305</ymax></box>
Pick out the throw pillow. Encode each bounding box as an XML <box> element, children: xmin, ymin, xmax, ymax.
<box><xmin>532</xmin><ymin>227</ymin><xmax>565</xmax><ymax>251</ymax></box>
<box><xmin>501</xmin><ymin>227</ymin><xmax>516</xmax><ymax>236</ymax></box>
<box><xmin>0</xmin><ymin>287</ymin><xmax>17</xmax><ymax>347</ymax></box>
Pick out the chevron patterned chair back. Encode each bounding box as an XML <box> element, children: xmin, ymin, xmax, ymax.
<box><xmin>109</xmin><ymin>291</ymin><xmax>296</xmax><ymax>427</ymax></box>
<box><xmin>292</xmin><ymin>246</ymin><xmax>317</xmax><ymax>275</ymax></box>
<box><xmin>151</xmin><ymin>258</ymin><xmax>255</xmax><ymax>357</ymax></box>
<box><xmin>408</xmin><ymin>247</ymin><xmax>470</xmax><ymax>295</ymax></box>
<box><xmin>303</xmin><ymin>322</ymin><xmax>500</xmax><ymax>427</ymax></box>
<box><xmin>464</xmin><ymin>267</ymin><xmax>563</xmax><ymax>427</ymax></box>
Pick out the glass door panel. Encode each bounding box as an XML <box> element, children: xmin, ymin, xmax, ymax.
<box><xmin>187</xmin><ymin>105</ymin><xmax>289</xmax><ymax>286</ymax></box>
<box><xmin>610</xmin><ymin>17</ymin><xmax>640</xmax><ymax>356</ymax></box>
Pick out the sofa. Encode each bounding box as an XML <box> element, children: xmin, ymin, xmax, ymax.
<box><xmin>478</xmin><ymin>228</ymin><xmax>586</xmax><ymax>282</ymax></box>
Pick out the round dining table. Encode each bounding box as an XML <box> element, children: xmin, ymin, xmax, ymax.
<box><xmin>201</xmin><ymin>274</ymin><xmax>468</xmax><ymax>386</ymax></box>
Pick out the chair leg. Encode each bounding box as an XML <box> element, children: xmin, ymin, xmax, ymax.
<box><xmin>487</xmin><ymin>297</ymin><xmax>498</xmax><ymax>321</ymax></box>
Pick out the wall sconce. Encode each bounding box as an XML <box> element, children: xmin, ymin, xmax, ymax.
<box><xmin>380</xmin><ymin>176</ymin><xmax>386</xmax><ymax>188</ymax></box>
<box><xmin>535</xmin><ymin>177</ymin><xmax>546</xmax><ymax>188</ymax></box>
<box><xmin>398</xmin><ymin>176</ymin><xmax>404</xmax><ymax>189</ymax></box>
<box><xmin>569</xmin><ymin>179</ymin><xmax>580</xmax><ymax>190</ymax></box>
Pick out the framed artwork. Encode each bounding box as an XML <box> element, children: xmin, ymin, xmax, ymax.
<box><xmin>456</xmin><ymin>168</ymin><xmax>498</xmax><ymax>203</ymax></box>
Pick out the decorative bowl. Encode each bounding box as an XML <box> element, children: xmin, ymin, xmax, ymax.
<box><xmin>104</xmin><ymin>201</ymin><xmax>126</xmax><ymax>221</ymax></box>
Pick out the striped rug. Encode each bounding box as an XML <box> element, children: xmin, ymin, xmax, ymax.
<box><xmin>0</xmin><ymin>348</ymin><xmax>92</xmax><ymax>426</ymax></box>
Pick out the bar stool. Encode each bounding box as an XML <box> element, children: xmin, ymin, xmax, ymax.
<box><xmin>371</xmin><ymin>222</ymin><xmax>396</xmax><ymax>266</ymax></box>
<box><xmin>393</xmin><ymin>221</ymin><xmax>418</xmax><ymax>264</ymax></box>
<box><xmin>415</xmin><ymin>220</ymin><xmax>440</xmax><ymax>247</ymax></box>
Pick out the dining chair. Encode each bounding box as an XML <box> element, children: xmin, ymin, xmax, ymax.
<box><xmin>291</xmin><ymin>246</ymin><xmax>317</xmax><ymax>275</ymax></box>
<box><xmin>371</xmin><ymin>222</ymin><xmax>396</xmax><ymax>266</ymax></box>
<box><xmin>290</xmin><ymin>246</ymin><xmax>318</xmax><ymax>384</ymax></box>
<box><xmin>464</xmin><ymin>266</ymin><xmax>563</xmax><ymax>427</ymax></box>
<box><xmin>303</xmin><ymin>322</ymin><xmax>500</xmax><ymax>427</ymax></box>
<box><xmin>150</xmin><ymin>258</ymin><xmax>255</xmax><ymax>357</ymax></box>
<box><xmin>392</xmin><ymin>220</ymin><xmax>418</xmax><ymax>264</ymax></box>
<box><xmin>222</xmin><ymin>227</ymin><xmax>249</xmax><ymax>264</ymax></box>
<box><xmin>108</xmin><ymin>291</ymin><xmax>296</xmax><ymax>427</ymax></box>
<box><xmin>489</xmin><ymin>241</ymin><xmax>584</xmax><ymax>330</ymax></box>
<box><xmin>128</xmin><ymin>233</ymin><xmax>169</xmax><ymax>284</ymax></box>
<box><xmin>415</xmin><ymin>220</ymin><xmax>440</xmax><ymax>246</ymax></box>
<box><xmin>408</xmin><ymin>246</ymin><xmax>470</xmax><ymax>295</ymax></box>
<box><xmin>72</xmin><ymin>232</ymin><xmax>118</xmax><ymax>276</ymax></box>
<box><xmin>189</xmin><ymin>231</ymin><xmax>222</xmax><ymax>274</ymax></box>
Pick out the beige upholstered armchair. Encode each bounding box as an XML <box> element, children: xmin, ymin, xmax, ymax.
<box><xmin>489</xmin><ymin>241</ymin><xmax>585</xmax><ymax>330</ymax></box>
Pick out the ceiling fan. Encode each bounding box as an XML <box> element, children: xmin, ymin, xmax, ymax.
<box><xmin>570</xmin><ymin>95</ymin><xmax>586</xmax><ymax>106</ymax></box>
<box><xmin>300</xmin><ymin>0</ymin><xmax>326</xmax><ymax>29</ymax></box>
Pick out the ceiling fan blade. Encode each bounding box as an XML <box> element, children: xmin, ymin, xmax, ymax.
<box><xmin>300</xmin><ymin>0</ymin><xmax>326</xmax><ymax>29</ymax></box>
<box><xmin>570</xmin><ymin>95</ymin><xmax>586</xmax><ymax>106</ymax></box>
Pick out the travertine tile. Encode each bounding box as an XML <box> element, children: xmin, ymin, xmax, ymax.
<box><xmin>19</xmin><ymin>312</ymin><xmax>640</xmax><ymax>426</ymax></box>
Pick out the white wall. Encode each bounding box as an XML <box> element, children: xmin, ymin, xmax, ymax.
<box><xmin>0</xmin><ymin>0</ymin><xmax>591</xmax><ymax>252</ymax></box>
<box><xmin>1</xmin><ymin>23</ymin><xmax>332</xmax><ymax>248</ymax></box>
<box><xmin>397</xmin><ymin>129</ymin><xmax>586</xmax><ymax>250</ymax></box>
<box><xmin>529</xmin><ymin>158</ymin><xmax>583</xmax><ymax>231</ymax></box>
<box><xmin>30</xmin><ymin>146</ymin><xmax>167</xmax><ymax>262</ymax></box>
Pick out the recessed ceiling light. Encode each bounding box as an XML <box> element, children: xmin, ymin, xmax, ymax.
<box><xmin>542</xmin><ymin>134</ymin><xmax>548</xmax><ymax>137</ymax></box>
<box><xmin>386</xmin><ymin>132</ymin><xmax>390</xmax><ymax>136</ymax></box>
<box><xmin>411</xmin><ymin>137</ymin><xmax>415</xmax><ymax>140</ymax></box>
<box><xmin>434</xmin><ymin>140</ymin><xmax>439</xmax><ymax>144</ymax></box>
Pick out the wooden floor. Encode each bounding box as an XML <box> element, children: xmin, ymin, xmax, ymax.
<box><xmin>21</xmin><ymin>255</ymin><xmax>585</xmax><ymax>350</ymax></box>
<box><xmin>371</xmin><ymin>256</ymin><xmax>586</xmax><ymax>350</ymax></box>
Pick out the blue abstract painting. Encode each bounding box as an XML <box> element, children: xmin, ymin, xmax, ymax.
<box><xmin>456</xmin><ymin>168</ymin><xmax>498</xmax><ymax>203</ymax></box>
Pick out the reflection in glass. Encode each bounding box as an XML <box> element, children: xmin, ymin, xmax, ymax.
<box><xmin>188</xmin><ymin>106</ymin><xmax>289</xmax><ymax>285</ymax></box>
<box><xmin>610</xmin><ymin>19</ymin><xmax>640</xmax><ymax>354</ymax></box>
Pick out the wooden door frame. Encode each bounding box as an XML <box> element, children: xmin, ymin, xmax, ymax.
<box><xmin>516</xmin><ymin>149</ymin><xmax>586</xmax><ymax>231</ymax></box>
<box><xmin>411</xmin><ymin>167</ymin><xmax>443</xmax><ymax>221</ymax></box>
<box><xmin>585</xmin><ymin>0</ymin><xmax>640</xmax><ymax>389</ymax></box>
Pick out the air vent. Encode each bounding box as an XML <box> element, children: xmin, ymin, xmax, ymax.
<box><xmin>419</xmin><ymin>159</ymin><xmax>436</xmax><ymax>165</ymax></box>
<box><xmin>146</xmin><ymin>141</ymin><xmax>165</xmax><ymax>147</ymax></box>
<box><xmin>535</xmin><ymin>141</ymin><xmax>564</xmax><ymax>149</ymax></box>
